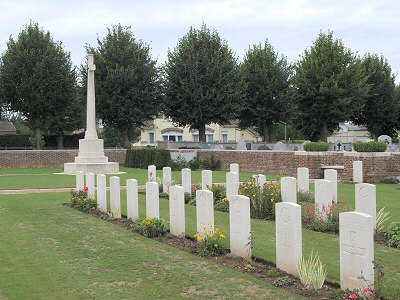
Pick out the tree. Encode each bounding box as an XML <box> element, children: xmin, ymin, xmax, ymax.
<box><xmin>86</xmin><ymin>24</ymin><xmax>161</xmax><ymax>149</ymax></box>
<box><xmin>239</xmin><ymin>40</ymin><xmax>294</xmax><ymax>142</ymax></box>
<box><xmin>163</xmin><ymin>23</ymin><xmax>242</xmax><ymax>142</ymax></box>
<box><xmin>352</xmin><ymin>54</ymin><xmax>398</xmax><ymax>140</ymax></box>
<box><xmin>294</xmin><ymin>31</ymin><xmax>369</xmax><ymax>142</ymax></box>
<box><xmin>0</xmin><ymin>21</ymin><xmax>79</xmax><ymax>149</ymax></box>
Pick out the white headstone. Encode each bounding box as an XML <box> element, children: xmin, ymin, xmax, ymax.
<box><xmin>355</xmin><ymin>183</ymin><xmax>376</xmax><ymax>229</ymax></box>
<box><xmin>229</xmin><ymin>195</ymin><xmax>251</xmax><ymax>259</ymax></box>
<box><xmin>252</xmin><ymin>174</ymin><xmax>266</xmax><ymax>190</ymax></box>
<box><xmin>281</xmin><ymin>177</ymin><xmax>297</xmax><ymax>203</ymax></box>
<box><xmin>169</xmin><ymin>186</ymin><xmax>186</xmax><ymax>236</ymax></box>
<box><xmin>97</xmin><ymin>174</ymin><xmax>107</xmax><ymax>213</ymax></box>
<box><xmin>182</xmin><ymin>168</ymin><xmax>192</xmax><ymax>195</ymax></box>
<box><xmin>110</xmin><ymin>176</ymin><xmax>121</xmax><ymax>218</ymax></box>
<box><xmin>275</xmin><ymin>202</ymin><xmax>302</xmax><ymax>276</ymax></box>
<box><xmin>163</xmin><ymin>166</ymin><xmax>172</xmax><ymax>193</ymax></box>
<box><xmin>202</xmin><ymin>170</ymin><xmax>212</xmax><ymax>190</ymax></box>
<box><xmin>274</xmin><ymin>141</ymin><xmax>286</xmax><ymax>150</ymax></box>
<box><xmin>76</xmin><ymin>171</ymin><xmax>84</xmax><ymax>190</ymax></box>
<box><xmin>353</xmin><ymin>161</ymin><xmax>363</xmax><ymax>183</ymax></box>
<box><xmin>340</xmin><ymin>212</ymin><xmax>374</xmax><ymax>291</ymax></box>
<box><xmin>196</xmin><ymin>189</ymin><xmax>214</xmax><ymax>236</ymax></box>
<box><xmin>297</xmin><ymin>167</ymin><xmax>309</xmax><ymax>192</ymax></box>
<box><xmin>324</xmin><ymin>169</ymin><xmax>338</xmax><ymax>203</ymax></box>
<box><xmin>86</xmin><ymin>172</ymin><xmax>95</xmax><ymax>199</ymax></box>
<box><xmin>378</xmin><ymin>135</ymin><xmax>392</xmax><ymax>146</ymax></box>
<box><xmin>230</xmin><ymin>163</ymin><xmax>239</xmax><ymax>174</ymax></box>
<box><xmin>300</xmin><ymin>140</ymin><xmax>311</xmax><ymax>151</ymax></box>
<box><xmin>127</xmin><ymin>179</ymin><xmax>139</xmax><ymax>222</ymax></box>
<box><xmin>314</xmin><ymin>179</ymin><xmax>333</xmax><ymax>219</ymax></box>
<box><xmin>237</xmin><ymin>139</ymin><xmax>247</xmax><ymax>150</ymax></box>
<box><xmin>148</xmin><ymin>165</ymin><xmax>156</xmax><ymax>182</ymax></box>
<box><xmin>226</xmin><ymin>172</ymin><xmax>239</xmax><ymax>201</ymax></box>
<box><xmin>146</xmin><ymin>182</ymin><xmax>159</xmax><ymax>219</ymax></box>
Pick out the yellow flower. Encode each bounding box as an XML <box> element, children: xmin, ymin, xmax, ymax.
<box><xmin>203</xmin><ymin>225</ymin><xmax>207</xmax><ymax>229</ymax></box>
<box><xmin>198</xmin><ymin>236</ymin><xmax>203</xmax><ymax>241</ymax></box>
<box><xmin>219</xmin><ymin>233</ymin><xmax>226</xmax><ymax>239</ymax></box>
<box><xmin>214</xmin><ymin>244</ymin><xmax>218</xmax><ymax>248</ymax></box>
<box><xmin>194</xmin><ymin>233</ymin><xmax>198</xmax><ymax>237</ymax></box>
<box><xmin>207</xmin><ymin>222</ymin><xmax>211</xmax><ymax>225</ymax></box>
<box><xmin>271</xmin><ymin>198</ymin><xmax>275</xmax><ymax>202</ymax></box>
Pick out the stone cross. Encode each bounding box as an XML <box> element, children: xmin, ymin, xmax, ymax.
<box><xmin>85</xmin><ymin>54</ymin><xmax>98</xmax><ymax>140</ymax></box>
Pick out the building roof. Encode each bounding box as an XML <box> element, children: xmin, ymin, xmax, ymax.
<box><xmin>0</xmin><ymin>122</ymin><xmax>17</xmax><ymax>132</ymax></box>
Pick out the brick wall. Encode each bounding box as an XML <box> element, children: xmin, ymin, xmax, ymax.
<box><xmin>197</xmin><ymin>150</ymin><xmax>400</xmax><ymax>183</ymax></box>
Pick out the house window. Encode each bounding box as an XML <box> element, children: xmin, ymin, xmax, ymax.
<box><xmin>222</xmin><ymin>131</ymin><xmax>228</xmax><ymax>143</ymax></box>
<box><xmin>206</xmin><ymin>134</ymin><xmax>214</xmax><ymax>142</ymax></box>
<box><xmin>163</xmin><ymin>115</ymin><xmax>173</xmax><ymax>122</ymax></box>
<box><xmin>193</xmin><ymin>135</ymin><xmax>199</xmax><ymax>142</ymax></box>
<box><xmin>149</xmin><ymin>132</ymin><xmax>155</xmax><ymax>144</ymax></box>
<box><xmin>162</xmin><ymin>130</ymin><xmax>182</xmax><ymax>142</ymax></box>
<box><xmin>193</xmin><ymin>130</ymin><xmax>214</xmax><ymax>142</ymax></box>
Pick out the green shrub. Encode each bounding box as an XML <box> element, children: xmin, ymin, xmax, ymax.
<box><xmin>194</xmin><ymin>224</ymin><xmax>229</xmax><ymax>257</ymax></box>
<box><xmin>0</xmin><ymin>134</ymin><xmax>31</xmax><ymax>148</ymax></box>
<box><xmin>353</xmin><ymin>141</ymin><xmax>388</xmax><ymax>152</ymax></box>
<box><xmin>201</xmin><ymin>154</ymin><xmax>221</xmax><ymax>170</ymax></box>
<box><xmin>303</xmin><ymin>142</ymin><xmax>330</xmax><ymax>151</ymax></box>
<box><xmin>188</xmin><ymin>156</ymin><xmax>200</xmax><ymax>170</ymax></box>
<box><xmin>297</xmin><ymin>190</ymin><xmax>314</xmax><ymax>203</ymax></box>
<box><xmin>70</xmin><ymin>188</ymin><xmax>98</xmax><ymax>212</ymax></box>
<box><xmin>168</xmin><ymin>154</ymin><xmax>188</xmax><ymax>171</ymax></box>
<box><xmin>210</xmin><ymin>184</ymin><xmax>226</xmax><ymax>204</ymax></box>
<box><xmin>125</xmin><ymin>149</ymin><xmax>170</xmax><ymax>169</ymax></box>
<box><xmin>214</xmin><ymin>198</ymin><xmax>229</xmax><ymax>212</ymax></box>
<box><xmin>386</xmin><ymin>222</ymin><xmax>400</xmax><ymax>248</ymax></box>
<box><xmin>134</xmin><ymin>217</ymin><xmax>169</xmax><ymax>238</ymax></box>
<box><xmin>297</xmin><ymin>250</ymin><xmax>327</xmax><ymax>290</ymax></box>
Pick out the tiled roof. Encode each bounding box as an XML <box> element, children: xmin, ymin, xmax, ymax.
<box><xmin>0</xmin><ymin>122</ymin><xmax>16</xmax><ymax>132</ymax></box>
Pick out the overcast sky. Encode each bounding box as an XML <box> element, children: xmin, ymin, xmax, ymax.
<box><xmin>1</xmin><ymin>0</ymin><xmax>399</xmax><ymax>83</ymax></box>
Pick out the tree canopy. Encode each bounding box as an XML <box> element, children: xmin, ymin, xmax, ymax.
<box><xmin>0</xmin><ymin>21</ymin><xmax>79</xmax><ymax>149</ymax></box>
<box><xmin>86</xmin><ymin>24</ymin><xmax>161</xmax><ymax>149</ymax></box>
<box><xmin>294</xmin><ymin>31</ymin><xmax>369</xmax><ymax>142</ymax></box>
<box><xmin>352</xmin><ymin>53</ymin><xmax>398</xmax><ymax>140</ymax></box>
<box><xmin>163</xmin><ymin>23</ymin><xmax>242</xmax><ymax>142</ymax></box>
<box><xmin>239</xmin><ymin>40</ymin><xmax>294</xmax><ymax>142</ymax></box>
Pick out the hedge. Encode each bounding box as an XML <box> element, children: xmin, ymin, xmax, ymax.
<box><xmin>303</xmin><ymin>142</ymin><xmax>330</xmax><ymax>151</ymax></box>
<box><xmin>0</xmin><ymin>134</ymin><xmax>30</xmax><ymax>148</ymax></box>
<box><xmin>125</xmin><ymin>149</ymin><xmax>171</xmax><ymax>169</ymax></box>
<box><xmin>353</xmin><ymin>141</ymin><xmax>387</xmax><ymax>152</ymax></box>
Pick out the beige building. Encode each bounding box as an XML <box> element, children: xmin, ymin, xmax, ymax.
<box><xmin>134</xmin><ymin>116</ymin><xmax>259</xmax><ymax>147</ymax></box>
<box><xmin>327</xmin><ymin>122</ymin><xmax>371</xmax><ymax>144</ymax></box>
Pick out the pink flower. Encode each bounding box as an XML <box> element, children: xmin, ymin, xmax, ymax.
<box><xmin>193</xmin><ymin>186</ymin><xmax>198</xmax><ymax>192</ymax></box>
<box><xmin>150</xmin><ymin>172</ymin><xmax>153</xmax><ymax>176</ymax></box>
<box><xmin>83</xmin><ymin>186</ymin><xmax>88</xmax><ymax>191</ymax></box>
<box><xmin>349</xmin><ymin>294</ymin><xmax>358</xmax><ymax>299</ymax></box>
<box><xmin>365</xmin><ymin>288</ymin><xmax>372</xmax><ymax>293</ymax></box>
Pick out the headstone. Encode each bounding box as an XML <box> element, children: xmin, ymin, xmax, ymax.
<box><xmin>76</xmin><ymin>171</ymin><xmax>84</xmax><ymax>190</ymax></box>
<box><xmin>182</xmin><ymin>168</ymin><xmax>192</xmax><ymax>195</ymax></box>
<box><xmin>146</xmin><ymin>182</ymin><xmax>159</xmax><ymax>219</ymax></box>
<box><xmin>202</xmin><ymin>170</ymin><xmax>212</xmax><ymax>190</ymax></box>
<box><xmin>274</xmin><ymin>141</ymin><xmax>286</xmax><ymax>150</ymax></box>
<box><xmin>127</xmin><ymin>179</ymin><xmax>139</xmax><ymax>222</ymax></box>
<box><xmin>314</xmin><ymin>179</ymin><xmax>333</xmax><ymax>219</ymax></box>
<box><xmin>226</xmin><ymin>172</ymin><xmax>239</xmax><ymax>201</ymax></box>
<box><xmin>169</xmin><ymin>186</ymin><xmax>186</xmax><ymax>236</ymax></box>
<box><xmin>378</xmin><ymin>135</ymin><xmax>392</xmax><ymax>147</ymax></box>
<box><xmin>336</xmin><ymin>140</ymin><xmax>343</xmax><ymax>151</ymax></box>
<box><xmin>230</xmin><ymin>163</ymin><xmax>239</xmax><ymax>174</ymax></box>
<box><xmin>237</xmin><ymin>139</ymin><xmax>247</xmax><ymax>150</ymax></box>
<box><xmin>324</xmin><ymin>169</ymin><xmax>338</xmax><ymax>203</ymax></box>
<box><xmin>297</xmin><ymin>167</ymin><xmax>309</xmax><ymax>192</ymax></box>
<box><xmin>355</xmin><ymin>183</ymin><xmax>376</xmax><ymax>229</ymax></box>
<box><xmin>258</xmin><ymin>145</ymin><xmax>272</xmax><ymax>150</ymax></box>
<box><xmin>300</xmin><ymin>140</ymin><xmax>311</xmax><ymax>151</ymax></box>
<box><xmin>196</xmin><ymin>189</ymin><xmax>214</xmax><ymax>236</ymax></box>
<box><xmin>148</xmin><ymin>165</ymin><xmax>156</xmax><ymax>182</ymax></box>
<box><xmin>229</xmin><ymin>195</ymin><xmax>251</xmax><ymax>259</ymax></box>
<box><xmin>340</xmin><ymin>212</ymin><xmax>374</xmax><ymax>291</ymax></box>
<box><xmin>353</xmin><ymin>161</ymin><xmax>363</xmax><ymax>183</ymax></box>
<box><xmin>275</xmin><ymin>202</ymin><xmax>302</xmax><ymax>276</ymax></box>
<box><xmin>281</xmin><ymin>177</ymin><xmax>297</xmax><ymax>203</ymax></box>
<box><xmin>252</xmin><ymin>174</ymin><xmax>266</xmax><ymax>190</ymax></box>
<box><xmin>163</xmin><ymin>166</ymin><xmax>172</xmax><ymax>193</ymax></box>
<box><xmin>86</xmin><ymin>172</ymin><xmax>95</xmax><ymax>199</ymax></box>
<box><xmin>110</xmin><ymin>176</ymin><xmax>121</xmax><ymax>218</ymax></box>
<box><xmin>97</xmin><ymin>174</ymin><xmax>107</xmax><ymax>212</ymax></box>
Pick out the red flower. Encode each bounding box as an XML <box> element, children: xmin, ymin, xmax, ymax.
<box><xmin>193</xmin><ymin>186</ymin><xmax>198</xmax><ymax>192</ymax></box>
<box><xmin>83</xmin><ymin>186</ymin><xmax>88</xmax><ymax>191</ymax></box>
<box><xmin>349</xmin><ymin>294</ymin><xmax>358</xmax><ymax>299</ymax></box>
<box><xmin>150</xmin><ymin>172</ymin><xmax>153</xmax><ymax>176</ymax></box>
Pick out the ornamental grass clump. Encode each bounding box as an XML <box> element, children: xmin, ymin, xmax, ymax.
<box><xmin>194</xmin><ymin>223</ymin><xmax>228</xmax><ymax>257</ymax></box>
<box><xmin>70</xmin><ymin>187</ymin><xmax>97</xmax><ymax>212</ymax></box>
<box><xmin>297</xmin><ymin>250</ymin><xmax>327</xmax><ymax>290</ymax></box>
<box><xmin>135</xmin><ymin>217</ymin><xmax>169</xmax><ymax>238</ymax></box>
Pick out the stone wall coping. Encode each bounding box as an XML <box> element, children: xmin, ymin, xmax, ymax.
<box><xmin>321</xmin><ymin>165</ymin><xmax>345</xmax><ymax>169</ymax></box>
<box><xmin>343</xmin><ymin>151</ymin><xmax>392</xmax><ymax>157</ymax></box>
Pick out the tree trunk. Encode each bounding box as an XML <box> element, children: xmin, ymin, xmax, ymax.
<box><xmin>371</xmin><ymin>133</ymin><xmax>378</xmax><ymax>141</ymax></box>
<box><xmin>199</xmin><ymin>124</ymin><xmax>206</xmax><ymax>143</ymax></box>
<box><xmin>122</xmin><ymin>130</ymin><xmax>131</xmax><ymax>149</ymax></box>
<box><xmin>321</xmin><ymin>122</ymin><xmax>328</xmax><ymax>142</ymax></box>
<box><xmin>57</xmin><ymin>132</ymin><xmax>64</xmax><ymax>149</ymax></box>
<box><xmin>35</xmin><ymin>128</ymin><xmax>42</xmax><ymax>150</ymax></box>
<box><xmin>263</xmin><ymin>123</ymin><xmax>270</xmax><ymax>143</ymax></box>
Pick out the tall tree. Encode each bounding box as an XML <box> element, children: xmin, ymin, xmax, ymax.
<box><xmin>0</xmin><ymin>21</ymin><xmax>79</xmax><ymax>149</ymax></box>
<box><xmin>353</xmin><ymin>53</ymin><xmax>398</xmax><ymax>140</ymax></box>
<box><xmin>163</xmin><ymin>23</ymin><xmax>242</xmax><ymax>142</ymax></box>
<box><xmin>86</xmin><ymin>24</ymin><xmax>161</xmax><ymax>149</ymax></box>
<box><xmin>294</xmin><ymin>31</ymin><xmax>368</xmax><ymax>142</ymax></box>
<box><xmin>239</xmin><ymin>40</ymin><xmax>293</xmax><ymax>142</ymax></box>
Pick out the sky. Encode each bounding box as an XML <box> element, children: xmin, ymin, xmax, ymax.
<box><xmin>1</xmin><ymin>0</ymin><xmax>399</xmax><ymax>83</ymax></box>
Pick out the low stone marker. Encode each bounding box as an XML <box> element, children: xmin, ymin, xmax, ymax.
<box><xmin>281</xmin><ymin>176</ymin><xmax>297</xmax><ymax>203</ymax></box>
<box><xmin>110</xmin><ymin>176</ymin><xmax>121</xmax><ymax>218</ymax></box>
<box><xmin>324</xmin><ymin>169</ymin><xmax>338</xmax><ymax>203</ymax></box>
<box><xmin>202</xmin><ymin>170</ymin><xmax>212</xmax><ymax>190</ymax></box>
<box><xmin>297</xmin><ymin>167</ymin><xmax>309</xmax><ymax>192</ymax></box>
<box><xmin>275</xmin><ymin>202</ymin><xmax>302</xmax><ymax>276</ymax></box>
<box><xmin>315</xmin><ymin>179</ymin><xmax>333</xmax><ymax>219</ymax></box>
<box><xmin>148</xmin><ymin>165</ymin><xmax>156</xmax><ymax>182</ymax></box>
<box><xmin>340</xmin><ymin>211</ymin><xmax>374</xmax><ymax>291</ymax></box>
<box><xmin>97</xmin><ymin>174</ymin><xmax>107</xmax><ymax>213</ymax></box>
<box><xmin>127</xmin><ymin>179</ymin><xmax>139</xmax><ymax>222</ymax></box>
<box><xmin>353</xmin><ymin>161</ymin><xmax>363</xmax><ymax>183</ymax></box>
<box><xmin>229</xmin><ymin>195</ymin><xmax>251</xmax><ymax>260</ymax></box>
<box><xmin>226</xmin><ymin>172</ymin><xmax>239</xmax><ymax>201</ymax></box>
<box><xmin>163</xmin><ymin>166</ymin><xmax>172</xmax><ymax>193</ymax></box>
<box><xmin>146</xmin><ymin>182</ymin><xmax>159</xmax><ymax>219</ymax></box>
<box><xmin>196</xmin><ymin>189</ymin><xmax>214</xmax><ymax>236</ymax></box>
<box><xmin>76</xmin><ymin>171</ymin><xmax>84</xmax><ymax>190</ymax></box>
<box><xmin>86</xmin><ymin>172</ymin><xmax>95</xmax><ymax>199</ymax></box>
<box><xmin>170</xmin><ymin>186</ymin><xmax>185</xmax><ymax>236</ymax></box>
<box><xmin>182</xmin><ymin>168</ymin><xmax>192</xmax><ymax>195</ymax></box>
<box><xmin>355</xmin><ymin>183</ymin><xmax>376</xmax><ymax>229</ymax></box>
